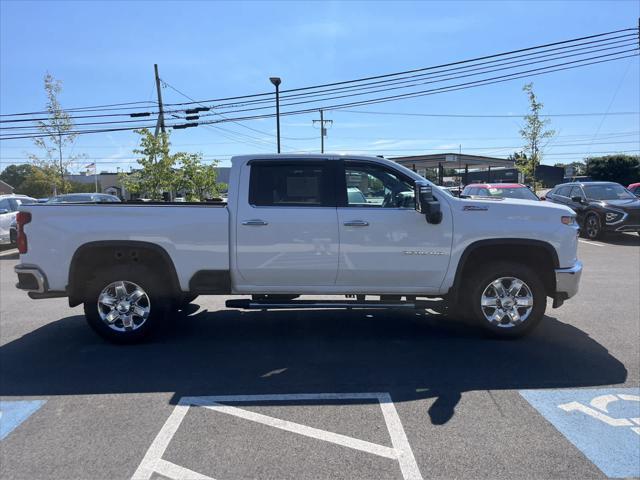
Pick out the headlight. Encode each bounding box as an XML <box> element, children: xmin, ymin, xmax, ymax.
<box><xmin>561</xmin><ymin>215</ymin><xmax>576</xmax><ymax>225</ymax></box>
<box><xmin>604</xmin><ymin>209</ymin><xmax>625</xmax><ymax>224</ymax></box>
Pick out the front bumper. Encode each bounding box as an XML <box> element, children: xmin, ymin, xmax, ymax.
<box><xmin>553</xmin><ymin>260</ymin><xmax>583</xmax><ymax>307</ymax></box>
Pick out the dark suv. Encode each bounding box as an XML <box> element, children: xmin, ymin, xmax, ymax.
<box><xmin>546</xmin><ymin>181</ymin><xmax>640</xmax><ymax>239</ymax></box>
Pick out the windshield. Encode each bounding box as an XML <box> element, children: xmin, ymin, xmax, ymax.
<box><xmin>583</xmin><ymin>184</ymin><xmax>635</xmax><ymax>200</ymax></box>
<box><xmin>479</xmin><ymin>187</ymin><xmax>539</xmax><ymax>200</ymax></box>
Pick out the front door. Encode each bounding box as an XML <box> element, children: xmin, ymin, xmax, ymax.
<box><xmin>235</xmin><ymin>160</ymin><xmax>339</xmax><ymax>287</ymax></box>
<box><xmin>336</xmin><ymin>161</ymin><xmax>452</xmax><ymax>292</ymax></box>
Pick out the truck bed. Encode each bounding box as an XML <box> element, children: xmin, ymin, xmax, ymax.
<box><xmin>20</xmin><ymin>203</ymin><xmax>230</xmax><ymax>292</ymax></box>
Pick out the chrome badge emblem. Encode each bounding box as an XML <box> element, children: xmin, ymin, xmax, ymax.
<box><xmin>403</xmin><ymin>251</ymin><xmax>447</xmax><ymax>256</ymax></box>
<box><xmin>463</xmin><ymin>205</ymin><xmax>489</xmax><ymax>211</ymax></box>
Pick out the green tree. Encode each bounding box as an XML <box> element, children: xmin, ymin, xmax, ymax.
<box><xmin>0</xmin><ymin>164</ymin><xmax>36</xmax><ymax>192</ymax></box>
<box><xmin>174</xmin><ymin>153</ymin><xmax>226</xmax><ymax>201</ymax></box>
<box><xmin>17</xmin><ymin>165</ymin><xmax>63</xmax><ymax>198</ymax></box>
<box><xmin>120</xmin><ymin>129</ymin><xmax>179</xmax><ymax>200</ymax></box>
<box><xmin>28</xmin><ymin>73</ymin><xmax>84</xmax><ymax>195</ymax></box>
<box><xmin>585</xmin><ymin>155</ymin><xmax>639</xmax><ymax>186</ymax></box>
<box><xmin>121</xmin><ymin>129</ymin><xmax>224</xmax><ymax>201</ymax></box>
<box><xmin>519</xmin><ymin>83</ymin><xmax>555</xmax><ymax>189</ymax></box>
<box><xmin>508</xmin><ymin>151</ymin><xmax>529</xmax><ymax>180</ymax></box>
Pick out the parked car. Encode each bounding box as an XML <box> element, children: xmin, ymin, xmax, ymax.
<box><xmin>14</xmin><ymin>154</ymin><xmax>581</xmax><ymax>342</ymax></box>
<box><xmin>628</xmin><ymin>182</ymin><xmax>640</xmax><ymax>197</ymax></box>
<box><xmin>461</xmin><ymin>183</ymin><xmax>540</xmax><ymax>201</ymax></box>
<box><xmin>47</xmin><ymin>193</ymin><xmax>120</xmax><ymax>203</ymax></box>
<box><xmin>0</xmin><ymin>194</ymin><xmax>37</xmax><ymax>245</ymax></box>
<box><xmin>546</xmin><ymin>181</ymin><xmax>640</xmax><ymax>239</ymax></box>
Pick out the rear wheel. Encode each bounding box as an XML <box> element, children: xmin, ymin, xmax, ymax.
<box><xmin>466</xmin><ymin>261</ymin><xmax>546</xmax><ymax>338</ymax></box>
<box><xmin>83</xmin><ymin>266</ymin><xmax>170</xmax><ymax>343</ymax></box>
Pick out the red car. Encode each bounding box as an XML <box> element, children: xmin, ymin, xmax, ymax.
<box><xmin>628</xmin><ymin>182</ymin><xmax>640</xmax><ymax>196</ymax></box>
<box><xmin>461</xmin><ymin>183</ymin><xmax>540</xmax><ymax>201</ymax></box>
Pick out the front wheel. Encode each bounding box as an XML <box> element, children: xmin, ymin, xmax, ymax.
<box><xmin>582</xmin><ymin>213</ymin><xmax>604</xmax><ymax>240</ymax></box>
<box><xmin>83</xmin><ymin>266</ymin><xmax>170</xmax><ymax>343</ymax></box>
<box><xmin>466</xmin><ymin>262</ymin><xmax>546</xmax><ymax>338</ymax></box>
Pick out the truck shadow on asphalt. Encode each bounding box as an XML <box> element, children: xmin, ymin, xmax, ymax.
<box><xmin>0</xmin><ymin>308</ymin><xmax>627</xmax><ymax>425</ymax></box>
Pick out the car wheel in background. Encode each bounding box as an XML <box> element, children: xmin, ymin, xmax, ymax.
<box><xmin>582</xmin><ymin>213</ymin><xmax>604</xmax><ymax>240</ymax></box>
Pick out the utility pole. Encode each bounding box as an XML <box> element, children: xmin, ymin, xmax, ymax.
<box><xmin>57</xmin><ymin>131</ymin><xmax>64</xmax><ymax>193</ymax></box>
<box><xmin>312</xmin><ymin>109</ymin><xmax>333</xmax><ymax>153</ymax></box>
<box><xmin>154</xmin><ymin>64</ymin><xmax>166</xmax><ymax>137</ymax></box>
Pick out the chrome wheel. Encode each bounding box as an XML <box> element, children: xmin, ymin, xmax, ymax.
<box><xmin>480</xmin><ymin>277</ymin><xmax>534</xmax><ymax>328</ymax></box>
<box><xmin>585</xmin><ymin>215</ymin><xmax>600</xmax><ymax>239</ymax></box>
<box><xmin>97</xmin><ymin>280</ymin><xmax>150</xmax><ymax>332</ymax></box>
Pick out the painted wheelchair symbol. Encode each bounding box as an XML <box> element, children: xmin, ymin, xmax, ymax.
<box><xmin>559</xmin><ymin>393</ymin><xmax>640</xmax><ymax>435</ymax></box>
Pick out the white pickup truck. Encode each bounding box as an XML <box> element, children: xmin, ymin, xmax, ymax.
<box><xmin>14</xmin><ymin>154</ymin><xmax>582</xmax><ymax>342</ymax></box>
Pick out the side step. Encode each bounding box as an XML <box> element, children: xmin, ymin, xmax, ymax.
<box><xmin>225</xmin><ymin>299</ymin><xmax>431</xmax><ymax>310</ymax></box>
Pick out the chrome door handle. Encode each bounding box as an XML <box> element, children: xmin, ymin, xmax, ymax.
<box><xmin>242</xmin><ymin>219</ymin><xmax>269</xmax><ymax>226</ymax></box>
<box><xmin>343</xmin><ymin>220</ymin><xmax>369</xmax><ymax>227</ymax></box>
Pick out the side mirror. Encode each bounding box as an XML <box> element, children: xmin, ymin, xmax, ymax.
<box><xmin>415</xmin><ymin>181</ymin><xmax>442</xmax><ymax>224</ymax></box>
<box><xmin>0</xmin><ymin>209</ymin><xmax>9</xmax><ymax>215</ymax></box>
<box><xmin>571</xmin><ymin>196</ymin><xmax>584</xmax><ymax>204</ymax></box>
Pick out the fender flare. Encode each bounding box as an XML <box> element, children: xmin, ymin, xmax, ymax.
<box><xmin>67</xmin><ymin>240</ymin><xmax>181</xmax><ymax>306</ymax></box>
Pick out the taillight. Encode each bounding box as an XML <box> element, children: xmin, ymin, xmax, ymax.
<box><xmin>16</xmin><ymin>211</ymin><xmax>31</xmax><ymax>254</ymax></box>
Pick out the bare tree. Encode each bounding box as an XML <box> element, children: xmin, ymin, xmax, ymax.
<box><xmin>28</xmin><ymin>73</ymin><xmax>82</xmax><ymax>194</ymax></box>
<box><xmin>519</xmin><ymin>83</ymin><xmax>555</xmax><ymax>191</ymax></box>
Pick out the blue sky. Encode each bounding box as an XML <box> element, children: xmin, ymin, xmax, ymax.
<box><xmin>1</xmin><ymin>0</ymin><xmax>638</xmax><ymax>172</ymax></box>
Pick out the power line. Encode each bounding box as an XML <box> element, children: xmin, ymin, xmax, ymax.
<box><xmin>2</xmin><ymin>26</ymin><xmax>636</xmax><ymax>122</ymax></box>
<box><xmin>1</xmin><ymin>28</ymin><xmax>637</xmax><ymax>141</ymax></box>
<box><xmin>333</xmin><ymin>110</ymin><xmax>640</xmax><ymax>118</ymax></box>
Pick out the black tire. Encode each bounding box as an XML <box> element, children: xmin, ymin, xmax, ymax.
<box><xmin>9</xmin><ymin>229</ymin><xmax>16</xmax><ymax>245</ymax></box>
<box><xmin>83</xmin><ymin>265</ymin><xmax>171</xmax><ymax>343</ymax></box>
<box><xmin>466</xmin><ymin>261</ymin><xmax>546</xmax><ymax>338</ymax></box>
<box><xmin>582</xmin><ymin>213</ymin><xmax>604</xmax><ymax>240</ymax></box>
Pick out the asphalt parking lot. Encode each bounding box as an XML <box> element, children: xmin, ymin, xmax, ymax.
<box><xmin>1</xmin><ymin>235</ymin><xmax>639</xmax><ymax>480</ymax></box>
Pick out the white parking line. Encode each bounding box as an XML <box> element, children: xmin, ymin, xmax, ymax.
<box><xmin>578</xmin><ymin>239</ymin><xmax>605</xmax><ymax>247</ymax></box>
<box><xmin>132</xmin><ymin>393</ymin><xmax>423</xmax><ymax>480</ymax></box>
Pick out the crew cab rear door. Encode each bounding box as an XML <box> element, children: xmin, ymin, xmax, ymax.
<box><xmin>235</xmin><ymin>160</ymin><xmax>339</xmax><ymax>286</ymax></box>
<box><xmin>335</xmin><ymin>160</ymin><xmax>452</xmax><ymax>291</ymax></box>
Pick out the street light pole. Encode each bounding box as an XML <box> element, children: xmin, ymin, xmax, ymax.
<box><xmin>269</xmin><ymin>77</ymin><xmax>282</xmax><ymax>153</ymax></box>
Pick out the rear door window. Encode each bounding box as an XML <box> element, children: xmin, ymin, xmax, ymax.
<box><xmin>249</xmin><ymin>162</ymin><xmax>335</xmax><ymax>207</ymax></box>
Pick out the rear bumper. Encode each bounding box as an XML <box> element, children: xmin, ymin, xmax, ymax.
<box><xmin>15</xmin><ymin>265</ymin><xmax>47</xmax><ymax>293</ymax></box>
<box><xmin>553</xmin><ymin>260</ymin><xmax>583</xmax><ymax>307</ymax></box>
<box><xmin>14</xmin><ymin>264</ymin><xmax>67</xmax><ymax>299</ymax></box>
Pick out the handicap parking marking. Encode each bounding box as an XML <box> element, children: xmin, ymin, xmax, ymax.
<box><xmin>520</xmin><ymin>388</ymin><xmax>640</xmax><ymax>478</ymax></box>
<box><xmin>0</xmin><ymin>400</ymin><xmax>46</xmax><ymax>440</ymax></box>
<box><xmin>132</xmin><ymin>393</ymin><xmax>423</xmax><ymax>480</ymax></box>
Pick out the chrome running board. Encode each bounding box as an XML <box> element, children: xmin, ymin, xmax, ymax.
<box><xmin>225</xmin><ymin>299</ymin><xmax>430</xmax><ymax>310</ymax></box>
